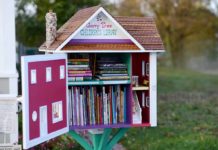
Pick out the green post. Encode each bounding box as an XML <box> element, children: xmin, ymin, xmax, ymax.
<box><xmin>68</xmin><ymin>128</ymin><xmax>128</xmax><ymax>150</ymax></box>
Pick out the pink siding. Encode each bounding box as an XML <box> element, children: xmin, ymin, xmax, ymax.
<box><xmin>28</xmin><ymin>60</ymin><xmax>67</xmax><ymax>140</ymax></box>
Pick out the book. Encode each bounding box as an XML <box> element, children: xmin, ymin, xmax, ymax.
<box><xmin>68</xmin><ymin>73</ymin><xmax>92</xmax><ymax>77</ymax></box>
<box><xmin>96</xmin><ymin>70</ymin><xmax>128</xmax><ymax>74</ymax></box>
<box><xmin>68</xmin><ymin>65</ymin><xmax>89</xmax><ymax>68</ymax></box>
<box><xmin>68</xmin><ymin>61</ymin><xmax>89</xmax><ymax>65</ymax></box>
<box><xmin>68</xmin><ymin>70</ymin><xmax>92</xmax><ymax>74</ymax></box>
<box><xmin>68</xmin><ymin>76</ymin><xmax>92</xmax><ymax>82</ymax></box>
<box><xmin>95</xmin><ymin>56</ymin><xmax>129</xmax><ymax>81</ymax></box>
<box><xmin>98</xmin><ymin>74</ymin><xmax>128</xmax><ymax>77</ymax></box>
<box><xmin>68</xmin><ymin>58</ymin><xmax>89</xmax><ymax>62</ymax></box>
<box><xmin>68</xmin><ymin>85</ymin><xmax>127</xmax><ymax>126</ymax></box>
<box><xmin>95</xmin><ymin>76</ymin><xmax>129</xmax><ymax>80</ymax></box>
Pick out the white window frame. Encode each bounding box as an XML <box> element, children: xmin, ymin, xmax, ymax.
<box><xmin>46</xmin><ymin>67</ymin><xmax>52</xmax><ymax>82</ymax></box>
<box><xmin>31</xmin><ymin>69</ymin><xmax>37</xmax><ymax>84</ymax></box>
<box><xmin>59</xmin><ymin>65</ymin><xmax>65</xmax><ymax>79</ymax></box>
<box><xmin>52</xmin><ymin>101</ymin><xmax>63</xmax><ymax>123</ymax></box>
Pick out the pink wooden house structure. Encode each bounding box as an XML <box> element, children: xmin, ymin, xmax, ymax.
<box><xmin>21</xmin><ymin>5</ymin><xmax>165</xmax><ymax>149</ymax></box>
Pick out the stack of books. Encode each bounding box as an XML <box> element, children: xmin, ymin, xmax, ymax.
<box><xmin>68</xmin><ymin>58</ymin><xmax>92</xmax><ymax>82</ymax></box>
<box><xmin>68</xmin><ymin>85</ymin><xmax>127</xmax><ymax>126</ymax></box>
<box><xmin>95</xmin><ymin>57</ymin><xmax>129</xmax><ymax>80</ymax></box>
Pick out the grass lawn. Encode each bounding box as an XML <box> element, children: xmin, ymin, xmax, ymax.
<box><xmin>121</xmin><ymin>67</ymin><xmax>218</xmax><ymax>150</ymax></box>
<box><xmin>20</xmin><ymin>67</ymin><xmax>218</xmax><ymax>150</ymax></box>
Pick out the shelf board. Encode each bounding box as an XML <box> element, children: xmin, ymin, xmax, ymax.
<box><xmin>132</xmin><ymin>86</ymin><xmax>149</xmax><ymax>91</ymax></box>
<box><xmin>69</xmin><ymin>123</ymin><xmax>151</xmax><ymax>130</ymax></box>
<box><xmin>68</xmin><ymin>80</ymin><xmax>131</xmax><ymax>86</ymax></box>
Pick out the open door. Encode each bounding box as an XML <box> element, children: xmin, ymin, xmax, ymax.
<box><xmin>21</xmin><ymin>54</ymin><xmax>68</xmax><ymax>149</ymax></box>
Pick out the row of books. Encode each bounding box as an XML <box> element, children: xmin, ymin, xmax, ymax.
<box><xmin>95</xmin><ymin>57</ymin><xmax>129</xmax><ymax>80</ymax></box>
<box><xmin>68</xmin><ymin>85</ymin><xmax>127</xmax><ymax>126</ymax></box>
<box><xmin>68</xmin><ymin>58</ymin><xmax>92</xmax><ymax>81</ymax></box>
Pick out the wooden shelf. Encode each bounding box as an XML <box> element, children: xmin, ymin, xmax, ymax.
<box><xmin>68</xmin><ymin>80</ymin><xmax>131</xmax><ymax>86</ymax></box>
<box><xmin>69</xmin><ymin>123</ymin><xmax>151</xmax><ymax>130</ymax></box>
<box><xmin>132</xmin><ymin>86</ymin><xmax>149</xmax><ymax>91</ymax></box>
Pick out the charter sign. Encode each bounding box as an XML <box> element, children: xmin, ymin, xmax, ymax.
<box><xmin>75</xmin><ymin>12</ymin><xmax>128</xmax><ymax>39</ymax></box>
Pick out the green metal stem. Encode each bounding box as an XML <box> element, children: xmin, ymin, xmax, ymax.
<box><xmin>98</xmin><ymin>128</ymin><xmax>112</xmax><ymax>150</ymax></box>
<box><xmin>105</xmin><ymin>128</ymin><xmax>128</xmax><ymax>150</ymax></box>
<box><xmin>68</xmin><ymin>128</ymin><xmax>128</xmax><ymax>150</ymax></box>
<box><xmin>68</xmin><ymin>130</ymin><xmax>93</xmax><ymax>150</ymax></box>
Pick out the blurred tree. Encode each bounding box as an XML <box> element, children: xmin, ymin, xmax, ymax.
<box><xmin>116</xmin><ymin>0</ymin><xmax>145</xmax><ymax>16</ymax></box>
<box><xmin>16</xmin><ymin>0</ymin><xmax>100</xmax><ymax>47</ymax></box>
<box><xmin>146</xmin><ymin>0</ymin><xmax>218</xmax><ymax>68</ymax></box>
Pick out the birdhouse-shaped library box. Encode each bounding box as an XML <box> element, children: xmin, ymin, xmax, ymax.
<box><xmin>21</xmin><ymin>5</ymin><xmax>165</xmax><ymax>149</ymax></box>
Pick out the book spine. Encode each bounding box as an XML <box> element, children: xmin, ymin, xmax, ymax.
<box><xmin>124</xmin><ymin>87</ymin><xmax>127</xmax><ymax>123</ymax></box>
<box><xmin>112</xmin><ymin>86</ymin><xmax>116</xmax><ymax>124</ymax></box>
<box><xmin>68</xmin><ymin>73</ymin><xmax>92</xmax><ymax>77</ymax></box>
<box><xmin>68</xmin><ymin>89</ymin><xmax>72</xmax><ymax>126</ymax></box>
<box><xmin>68</xmin><ymin>58</ymin><xmax>89</xmax><ymax>62</ymax></box>
<box><xmin>76</xmin><ymin>87</ymin><xmax>79</xmax><ymax>126</ymax></box>
<box><xmin>68</xmin><ymin>62</ymin><xmax>89</xmax><ymax>65</ymax></box>
<box><xmin>68</xmin><ymin>70</ymin><xmax>92</xmax><ymax>74</ymax></box>
<box><xmin>80</xmin><ymin>94</ymin><xmax>84</xmax><ymax>126</ymax></box>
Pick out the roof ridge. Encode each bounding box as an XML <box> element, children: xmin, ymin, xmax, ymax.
<box><xmin>76</xmin><ymin>5</ymin><xmax>101</xmax><ymax>13</ymax></box>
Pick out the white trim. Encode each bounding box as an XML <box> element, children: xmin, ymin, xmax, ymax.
<box><xmin>0</xmin><ymin>94</ymin><xmax>17</xmax><ymax>101</ymax></box>
<box><xmin>21</xmin><ymin>54</ymin><xmax>68</xmax><ymax>149</ymax></box>
<box><xmin>24</xmin><ymin>127</ymin><xmax>69</xmax><ymax>149</ymax></box>
<box><xmin>21</xmin><ymin>56</ymin><xmax>30</xmax><ymax>149</ymax></box>
<box><xmin>22</xmin><ymin>54</ymin><xmax>67</xmax><ymax>62</ymax></box>
<box><xmin>0</xmin><ymin>73</ymin><xmax>18</xmax><ymax>78</ymax></box>
<box><xmin>55</xmin><ymin>7</ymin><xmax>145</xmax><ymax>52</ymax></box>
<box><xmin>149</xmin><ymin>52</ymin><xmax>157</xmax><ymax>127</ymax></box>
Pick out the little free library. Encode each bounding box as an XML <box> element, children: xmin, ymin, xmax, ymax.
<box><xmin>21</xmin><ymin>5</ymin><xmax>165</xmax><ymax>149</ymax></box>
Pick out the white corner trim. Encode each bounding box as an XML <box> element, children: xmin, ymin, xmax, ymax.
<box><xmin>55</xmin><ymin>7</ymin><xmax>145</xmax><ymax>51</ymax></box>
<box><xmin>149</xmin><ymin>52</ymin><xmax>157</xmax><ymax>127</ymax></box>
